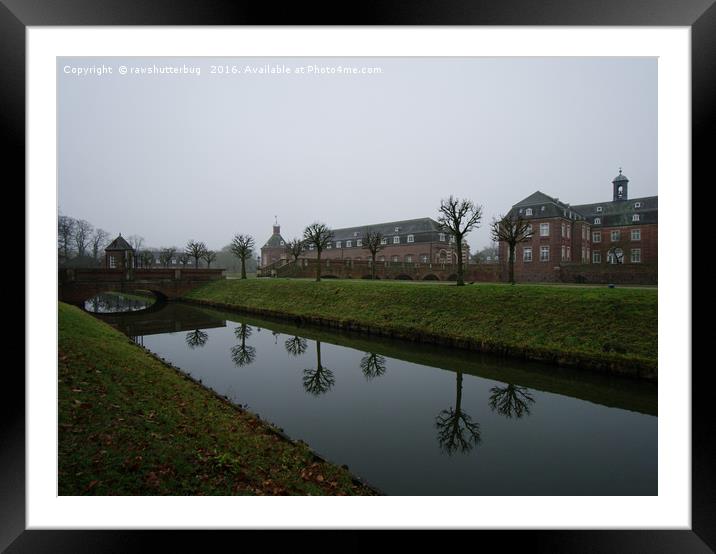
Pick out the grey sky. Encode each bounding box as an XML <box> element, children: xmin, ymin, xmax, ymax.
<box><xmin>58</xmin><ymin>57</ymin><xmax>656</xmax><ymax>253</ymax></box>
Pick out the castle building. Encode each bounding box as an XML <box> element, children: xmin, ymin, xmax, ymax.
<box><xmin>498</xmin><ymin>170</ymin><xmax>657</xmax><ymax>281</ymax></box>
<box><xmin>260</xmin><ymin>217</ymin><xmax>468</xmax><ymax>267</ymax></box>
<box><xmin>104</xmin><ymin>233</ymin><xmax>135</xmax><ymax>270</ymax></box>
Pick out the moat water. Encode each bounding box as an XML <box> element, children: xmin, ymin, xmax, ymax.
<box><xmin>87</xmin><ymin>294</ymin><xmax>658</xmax><ymax>496</ymax></box>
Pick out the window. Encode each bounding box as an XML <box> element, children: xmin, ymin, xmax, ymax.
<box><xmin>561</xmin><ymin>245</ymin><xmax>566</xmax><ymax>261</ymax></box>
<box><xmin>526</xmin><ymin>208</ymin><xmax>533</xmax><ymax>216</ymax></box>
<box><xmin>172</xmin><ymin>259</ymin><xmax>176</xmax><ymax>265</ymax></box>
<box><xmin>611</xmin><ymin>230</ymin><xmax>621</xmax><ymax>242</ymax></box>
<box><xmin>631</xmin><ymin>229</ymin><xmax>641</xmax><ymax>241</ymax></box>
<box><xmin>308</xmin><ymin>244</ymin><xmax>314</xmax><ymax>251</ymax></box>
<box><xmin>566</xmin><ymin>226</ymin><xmax>571</xmax><ymax>239</ymax></box>
<box><xmin>380</xmin><ymin>237</ymin><xmax>387</xmax><ymax>245</ymax></box>
<box><xmin>594</xmin><ymin>217</ymin><xmax>601</xmax><ymax>224</ymax></box>
<box><xmin>596</xmin><ymin>206</ymin><xmax>603</xmax><ymax>213</ymax></box>
<box><xmin>420</xmin><ymin>254</ymin><xmax>429</xmax><ymax>263</ymax></box>
<box><xmin>523</xmin><ymin>247</ymin><xmax>532</xmax><ymax>262</ymax></box>
<box><xmin>378</xmin><ymin>256</ymin><xmax>385</xmax><ymax>262</ymax></box>
<box><xmin>632</xmin><ymin>214</ymin><xmax>640</xmax><ymax>222</ymax></box>
<box><xmin>593</xmin><ymin>231</ymin><xmax>602</xmax><ymax>243</ymax></box>
<box><xmin>449</xmin><ymin>235</ymin><xmax>455</xmax><ymax>243</ymax></box>
<box><xmin>280</xmin><ymin>240</ymin><xmax>285</xmax><ymax>246</ymax></box>
<box><xmin>540</xmin><ymin>246</ymin><xmax>550</xmax><ymax>261</ymax></box>
<box><xmin>541</xmin><ymin>206</ymin><xmax>545</xmax><ymax>211</ymax></box>
<box><xmin>582</xmin><ymin>226</ymin><xmax>587</xmax><ymax>240</ymax></box>
<box><xmin>393</xmin><ymin>236</ymin><xmax>400</xmax><ymax>244</ymax></box>
<box><xmin>581</xmin><ymin>246</ymin><xmax>586</xmax><ymax>262</ymax></box>
<box><xmin>346</xmin><ymin>240</ymin><xmax>352</xmax><ymax>248</ymax></box>
<box><xmin>634</xmin><ymin>202</ymin><xmax>641</xmax><ymax>208</ymax></box>
<box><xmin>336</xmin><ymin>241</ymin><xmax>341</xmax><ymax>248</ymax></box>
<box><xmin>631</xmin><ymin>249</ymin><xmax>642</xmax><ymax>263</ymax></box>
<box><xmin>540</xmin><ymin>223</ymin><xmax>549</xmax><ymax>236</ymax></box>
<box><xmin>439</xmin><ymin>233</ymin><xmax>446</xmax><ymax>242</ymax></box>
<box><xmin>526</xmin><ymin>224</ymin><xmax>533</xmax><ymax>235</ymax></box>
<box><xmin>407</xmin><ymin>234</ymin><xmax>414</xmax><ymax>243</ymax></box>
<box><xmin>561</xmin><ymin>223</ymin><xmax>566</xmax><ymax>237</ymax></box>
<box><xmin>356</xmin><ymin>239</ymin><xmax>362</xmax><ymax>247</ymax></box>
<box><xmin>566</xmin><ymin>246</ymin><xmax>571</xmax><ymax>261</ymax></box>
<box><xmin>109</xmin><ymin>255</ymin><xmax>116</xmax><ymax>268</ymax></box>
<box><xmin>405</xmin><ymin>255</ymin><xmax>413</xmax><ymax>263</ymax></box>
<box><xmin>394</xmin><ymin>226</ymin><xmax>400</xmax><ymax>233</ymax></box>
<box><xmin>391</xmin><ymin>255</ymin><xmax>399</xmax><ymax>262</ymax></box>
<box><xmin>593</xmin><ymin>251</ymin><xmax>601</xmax><ymax>263</ymax></box>
<box><xmin>326</xmin><ymin>243</ymin><xmax>332</xmax><ymax>249</ymax></box>
<box><xmin>353</xmin><ymin>232</ymin><xmax>359</xmax><ymax>237</ymax></box>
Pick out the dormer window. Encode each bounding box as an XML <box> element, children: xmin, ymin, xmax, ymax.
<box><xmin>407</xmin><ymin>234</ymin><xmax>414</xmax><ymax>243</ymax></box>
<box><xmin>634</xmin><ymin>202</ymin><xmax>641</xmax><ymax>209</ymax></box>
<box><xmin>394</xmin><ymin>226</ymin><xmax>400</xmax><ymax>233</ymax></box>
<box><xmin>525</xmin><ymin>208</ymin><xmax>533</xmax><ymax>216</ymax></box>
<box><xmin>335</xmin><ymin>241</ymin><xmax>341</xmax><ymax>248</ymax></box>
<box><xmin>356</xmin><ymin>239</ymin><xmax>362</xmax><ymax>247</ymax></box>
<box><xmin>393</xmin><ymin>236</ymin><xmax>400</xmax><ymax>244</ymax></box>
<box><xmin>380</xmin><ymin>237</ymin><xmax>387</xmax><ymax>245</ymax></box>
<box><xmin>596</xmin><ymin>206</ymin><xmax>603</xmax><ymax>213</ymax></box>
<box><xmin>632</xmin><ymin>214</ymin><xmax>640</xmax><ymax>222</ymax></box>
<box><xmin>280</xmin><ymin>240</ymin><xmax>285</xmax><ymax>246</ymax></box>
<box><xmin>594</xmin><ymin>217</ymin><xmax>601</xmax><ymax>224</ymax></box>
<box><xmin>353</xmin><ymin>232</ymin><xmax>359</xmax><ymax>237</ymax></box>
<box><xmin>541</xmin><ymin>206</ymin><xmax>545</xmax><ymax>211</ymax></box>
<box><xmin>439</xmin><ymin>233</ymin><xmax>446</xmax><ymax>242</ymax></box>
<box><xmin>346</xmin><ymin>240</ymin><xmax>352</xmax><ymax>248</ymax></box>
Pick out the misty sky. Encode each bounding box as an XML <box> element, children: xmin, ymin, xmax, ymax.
<box><xmin>58</xmin><ymin>57</ymin><xmax>656</xmax><ymax>252</ymax></box>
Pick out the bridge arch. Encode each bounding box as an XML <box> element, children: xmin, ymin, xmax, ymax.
<box><xmin>395</xmin><ymin>274</ymin><xmax>413</xmax><ymax>281</ymax></box>
<box><xmin>422</xmin><ymin>274</ymin><xmax>440</xmax><ymax>281</ymax></box>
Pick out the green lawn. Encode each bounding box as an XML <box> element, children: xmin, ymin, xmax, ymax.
<box><xmin>185</xmin><ymin>279</ymin><xmax>658</xmax><ymax>378</ymax></box>
<box><xmin>58</xmin><ymin>302</ymin><xmax>375</xmax><ymax>495</ymax></box>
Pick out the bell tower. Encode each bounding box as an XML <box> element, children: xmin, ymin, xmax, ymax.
<box><xmin>612</xmin><ymin>168</ymin><xmax>629</xmax><ymax>201</ymax></box>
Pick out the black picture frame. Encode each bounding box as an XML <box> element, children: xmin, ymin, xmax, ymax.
<box><xmin>7</xmin><ymin>0</ymin><xmax>710</xmax><ymax>550</ymax></box>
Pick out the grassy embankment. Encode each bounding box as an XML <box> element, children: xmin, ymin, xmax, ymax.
<box><xmin>185</xmin><ymin>279</ymin><xmax>658</xmax><ymax>379</ymax></box>
<box><xmin>58</xmin><ymin>302</ymin><xmax>376</xmax><ymax>495</ymax></box>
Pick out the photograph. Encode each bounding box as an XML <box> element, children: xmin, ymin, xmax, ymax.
<box><xmin>56</xmin><ymin>55</ymin><xmax>659</xmax><ymax>497</ymax></box>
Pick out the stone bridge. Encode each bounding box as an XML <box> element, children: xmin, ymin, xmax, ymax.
<box><xmin>258</xmin><ymin>259</ymin><xmax>503</xmax><ymax>282</ymax></box>
<box><xmin>58</xmin><ymin>267</ymin><xmax>225</xmax><ymax>307</ymax></box>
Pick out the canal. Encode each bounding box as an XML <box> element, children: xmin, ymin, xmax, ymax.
<box><xmin>87</xmin><ymin>294</ymin><xmax>658</xmax><ymax>496</ymax></box>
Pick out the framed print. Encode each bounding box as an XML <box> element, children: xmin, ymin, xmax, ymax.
<box><xmin>7</xmin><ymin>0</ymin><xmax>711</xmax><ymax>550</ymax></box>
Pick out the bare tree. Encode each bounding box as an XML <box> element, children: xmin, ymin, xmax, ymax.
<box><xmin>178</xmin><ymin>253</ymin><xmax>190</xmax><ymax>267</ymax></box>
<box><xmin>284</xmin><ymin>336</ymin><xmax>308</xmax><ymax>357</ymax></box>
<box><xmin>231</xmin><ymin>324</ymin><xmax>256</xmax><ymax>367</ymax></box>
<box><xmin>160</xmin><ymin>246</ymin><xmax>177</xmax><ymax>267</ymax></box>
<box><xmin>58</xmin><ymin>215</ymin><xmax>76</xmax><ymax>260</ymax></box>
<box><xmin>302</xmin><ymin>222</ymin><xmax>333</xmax><ymax>282</ymax></box>
<box><xmin>362</xmin><ymin>229</ymin><xmax>386</xmax><ymax>280</ymax></box>
<box><xmin>202</xmin><ymin>249</ymin><xmax>217</xmax><ymax>268</ymax></box>
<box><xmin>489</xmin><ymin>384</ymin><xmax>535</xmax><ymax>419</ymax></box>
<box><xmin>72</xmin><ymin>219</ymin><xmax>94</xmax><ymax>259</ymax></box>
<box><xmin>185</xmin><ymin>240</ymin><xmax>207</xmax><ymax>269</ymax></box>
<box><xmin>435</xmin><ymin>371</ymin><xmax>481</xmax><ymax>455</ymax></box>
<box><xmin>360</xmin><ymin>353</ymin><xmax>387</xmax><ymax>380</ymax></box>
<box><xmin>230</xmin><ymin>234</ymin><xmax>255</xmax><ymax>279</ymax></box>
<box><xmin>127</xmin><ymin>235</ymin><xmax>145</xmax><ymax>252</ymax></box>
<box><xmin>139</xmin><ymin>250</ymin><xmax>155</xmax><ymax>268</ymax></box>
<box><xmin>490</xmin><ymin>214</ymin><xmax>533</xmax><ymax>285</ymax></box>
<box><xmin>185</xmin><ymin>329</ymin><xmax>209</xmax><ymax>349</ymax></box>
<box><xmin>285</xmin><ymin>237</ymin><xmax>304</xmax><ymax>262</ymax></box>
<box><xmin>302</xmin><ymin>341</ymin><xmax>335</xmax><ymax>395</ymax></box>
<box><xmin>438</xmin><ymin>196</ymin><xmax>483</xmax><ymax>286</ymax></box>
<box><xmin>90</xmin><ymin>228</ymin><xmax>110</xmax><ymax>262</ymax></box>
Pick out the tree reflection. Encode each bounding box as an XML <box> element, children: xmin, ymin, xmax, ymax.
<box><xmin>302</xmin><ymin>341</ymin><xmax>335</xmax><ymax>395</ymax></box>
<box><xmin>231</xmin><ymin>323</ymin><xmax>256</xmax><ymax>367</ymax></box>
<box><xmin>185</xmin><ymin>329</ymin><xmax>209</xmax><ymax>349</ymax></box>
<box><xmin>284</xmin><ymin>336</ymin><xmax>308</xmax><ymax>357</ymax></box>
<box><xmin>435</xmin><ymin>371</ymin><xmax>481</xmax><ymax>455</ymax></box>
<box><xmin>360</xmin><ymin>353</ymin><xmax>387</xmax><ymax>381</ymax></box>
<box><xmin>488</xmin><ymin>384</ymin><xmax>535</xmax><ymax>419</ymax></box>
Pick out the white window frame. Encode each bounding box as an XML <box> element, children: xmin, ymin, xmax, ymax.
<box><xmin>407</xmin><ymin>234</ymin><xmax>414</xmax><ymax>243</ymax></box>
<box><xmin>611</xmin><ymin>230</ymin><xmax>621</xmax><ymax>242</ymax></box>
<box><xmin>109</xmin><ymin>255</ymin><xmax>116</xmax><ymax>268</ymax></box>
<box><xmin>594</xmin><ymin>217</ymin><xmax>601</xmax><ymax>224</ymax></box>
<box><xmin>634</xmin><ymin>202</ymin><xmax>642</xmax><ymax>208</ymax></box>
<box><xmin>561</xmin><ymin>245</ymin><xmax>566</xmax><ymax>261</ymax></box>
<box><xmin>593</xmin><ymin>250</ymin><xmax>601</xmax><ymax>263</ymax></box>
<box><xmin>566</xmin><ymin>246</ymin><xmax>571</xmax><ymax>261</ymax></box>
<box><xmin>393</xmin><ymin>236</ymin><xmax>400</xmax><ymax>244</ymax></box>
<box><xmin>540</xmin><ymin>223</ymin><xmax>549</xmax><ymax>237</ymax></box>
<box><xmin>525</xmin><ymin>208</ymin><xmax>533</xmax><ymax>216</ymax></box>
<box><xmin>356</xmin><ymin>239</ymin><xmax>362</xmax><ymax>247</ymax></box>
<box><xmin>593</xmin><ymin>231</ymin><xmax>602</xmax><ymax>243</ymax></box>
<box><xmin>439</xmin><ymin>233</ymin><xmax>445</xmax><ymax>242</ymax></box>
<box><xmin>380</xmin><ymin>237</ymin><xmax>387</xmax><ymax>245</ymax></box>
<box><xmin>336</xmin><ymin>241</ymin><xmax>341</xmax><ymax>248</ymax></box>
<box><xmin>540</xmin><ymin>246</ymin><xmax>550</xmax><ymax>262</ymax></box>
<box><xmin>596</xmin><ymin>206</ymin><xmax>603</xmax><ymax>213</ymax></box>
<box><xmin>632</xmin><ymin>214</ymin><xmax>640</xmax><ymax>222</ymax></box>
<box><xmin>346</xmin><ymin>240</ymin><xmax>352</xmax><ymax>248</ymax></box>
<box><xmin>631</xmin><ymin>229</ymin><xmax>641</xmax><ymax>241</ymax></box>
<box><xmin>523</xmin><ymin>247</ymin><xmax>532</xmax><ymax>262</ymax></box>
<box><xmin>308</xmin><ymin>244</ymin><xmax>314</xmax><ymax>251</ymax></box>
<box><xmin>631</xmin><ymin>248</ymin><xmax>642</xmax><ymax>263</ymax></box>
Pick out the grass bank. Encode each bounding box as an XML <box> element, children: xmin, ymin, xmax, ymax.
<box><xmin>58</xmin><ymin>302</ymin><xmax>376</xmax><ymax>495</ymax></box>
<box><xmin>184</xmin><ymin>279</ymin><xmax>657</xmax><ymax>379</ymax></box>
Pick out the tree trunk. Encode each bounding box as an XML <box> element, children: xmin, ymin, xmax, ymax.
<box><xmin>371</xmin><ymin>253</ymin><xmax>376</xmax><ymax>280</ymax></box>
<box><xmin>316</xmin><ymin>251</ymin><xmax>321</xmax><ymax>282</ymax></box>
<box><xmin>509</xmin><ymin>244</ymin><xmax>515</xmax><ymax>285</ymax></box>
<box><xmin>241</xmin><ymin>257</ymin><xmax>247</xmax><ymax>279</ymax></box>
<box><xmin>456</xmin><ymin>236</ymin><xmax>464</xmax><ymax>286</ymax></box>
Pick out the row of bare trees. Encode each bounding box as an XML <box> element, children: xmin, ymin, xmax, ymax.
<box><xmin>58</xmin><ymin>213</ymin><xmax>116</xmax><ymax>266</ymax></box>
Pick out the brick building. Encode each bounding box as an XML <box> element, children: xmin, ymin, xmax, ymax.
<box><xmin>499</xmin><ymin>170</ymin><xmax>657</xmax><ymax>282</ymax></box>
<box><xmin>260</xmin><ymin>217</ymin><xmax>468</xmax><ymax>267</ymax></box>
<box><xmin>104</xmin><ymin>234</ymin><xmax>135</xmax><ymax>270</ymax></box>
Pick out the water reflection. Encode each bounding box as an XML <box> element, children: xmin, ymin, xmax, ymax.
<box><xmin>435</xmin><ymin>371</ymin><xmax>481</xmax><ymax>456</ymax></box>
<box><xmin>84</xmin><ymin>292</ymin><xmax>155</xmax><ymax>313</ymax></box>
<box><xmin>285</xmin><ymin>336</ymin><xmax>308</xmax><ymax>357</ymax></box>
<box><xmin>360</xmin><ymin>353</ymin><xmax>387</xmax><ymax>381</ymax></box>
<box><xmin>489</xmin><ymin>384</ymin><xmax>535</xmax><ymax>419</ymax></box>
<box><xmin>231</xmin><ymin>323</ymin><xmax>256</xmax><ymax>367</ymax></box>
<box><xmin>302</xmin><ymin>341</ymin><xmax>335</xmax><ymax>395</ymax></box>
<box><xmin>95</xmin><ymin>301</ymin><xmax>657</xmax><ymax>495</ymax></box>
<box><xmin>185</xmin><ymin>329</ymin><xmax>209</xmax><ymax>349</ymax></box>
